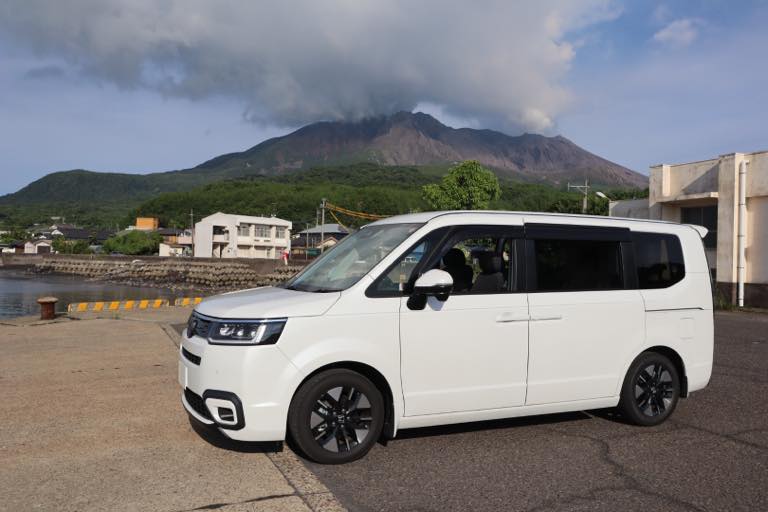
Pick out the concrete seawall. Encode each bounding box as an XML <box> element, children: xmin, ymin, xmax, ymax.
<box><xmin>27</xmin><ymin>255</ymin><xmax>307</xmax><ymax>291</ymax></box>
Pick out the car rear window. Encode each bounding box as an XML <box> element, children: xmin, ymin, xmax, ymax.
<box><xmin>632</xmin><ymin>232</ymin><xmax>685</xmax><ymax>289</ymax></box>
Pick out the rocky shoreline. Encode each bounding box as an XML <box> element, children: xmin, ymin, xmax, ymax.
<box><xmin>30</xmin><ymin>257</ymin><xmax>306</xmax><ymax>293</ymax></box>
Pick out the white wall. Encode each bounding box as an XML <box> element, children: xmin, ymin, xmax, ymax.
<box><xmin>609</xmin><ymin>199</ymin><xmax>649</xmax><ymax>219</ymax></box>
<box><xmin>746</xmin><ymin>196</ymin><xmax>768</xmax><ymax>284</ymax></box>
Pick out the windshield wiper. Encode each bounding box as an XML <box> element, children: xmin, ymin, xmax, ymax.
<box><xmin>282</xmin><ymin>284</ymin><xmax>340</xmax><ymax>293</ymax></box>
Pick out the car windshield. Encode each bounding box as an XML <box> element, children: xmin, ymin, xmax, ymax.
<box><xmin>284</xmin><ymin>223</ymin><xmax>422</xmax><ymax>292</ymax></box>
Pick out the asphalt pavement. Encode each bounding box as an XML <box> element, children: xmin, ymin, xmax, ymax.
<box><xmin>305</xmin><ymin>311</ymin><xmax>768</xmax><ymax>511</ymax></box>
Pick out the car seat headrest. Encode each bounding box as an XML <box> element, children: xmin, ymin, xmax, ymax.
<box><xmin>478</xmin><ymin>253</ymin><xmax>502</xmax><ymax>274</ymax></box>
<box><xmin>443</xmin><ymin>248</ymin><xmax>466</xmax><ymax>267</ymax></box>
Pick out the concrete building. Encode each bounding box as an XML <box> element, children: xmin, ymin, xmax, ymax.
<box><xmin>24</xmin><ymin>239</ymin><xmax>53</xmax><ymax>254</ymax></box>
<box><xmin>610</xmin><ymin>150</ymin><xmax>768</xmax><ymax>307</ymax></box>
<box><xmin>159</xmin><ymin>243</ymin><xmax>187</xmax><ymax>257</ymax></box>
<box><xmin>135</xmin><ymin>217</ymin><xmax>160</xmax><ymax>231</ymax></box>
<box><xmin>158</xmin><ymin>228</ymin><xmax>193</xmax><ymax>257</ymax></box>
<box><xmin>193</xmin><ymin>212</ymin><xmax>291</xmax><ymax>259</ymax></box>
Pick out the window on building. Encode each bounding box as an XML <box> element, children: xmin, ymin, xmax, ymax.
<box><xmin>255</xmin><ymin>225</ymin><xmax>271</xmax><ymax>238</ymax></box>
<box><xmin>532</xmin><ymin>239</ymin><xmax>623</xmax><ymax>292</ymax></box>
<box><xmin>632</xmin><ymin>232</ymin><xmax>685</xmax><ymax>289</ymax></box>
<box><xmin>212</xmin><ymin>226</ymin><xmax>226</xmax><ymax>236</ymax></box>
<box><xmin>275</xmin><ymin>227</ymin><xmax>286</xmax><ymax>239</ymax></box>
<box><xmin>681</xmin><ymin>206</ymin><xmax>717</xmax><ymax>248</ymax></box>
<box><xmin>238</xmin><ymin>224</ymin><xmax>251</xmax><ymax>237</ymax></box>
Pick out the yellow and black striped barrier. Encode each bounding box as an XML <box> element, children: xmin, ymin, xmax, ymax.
<box><xmin>68</xmin><ymin>299</ymin><xmax>169</xmax><ymax>313</ymax></box>
<box><xmin>67</xmin><ymin>297</ymin><xmax>204</xmax><ymax>313</ymax></box>
<box><xmin>174</xmin><ymin>297</ymin><xmax>204</xmax><ymax>307</ymax></box>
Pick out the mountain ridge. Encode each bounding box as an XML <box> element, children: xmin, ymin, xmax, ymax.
<box><xmin>190</xmin><ymin>111</ymin><xmax>647</xmax><ymax>188</ymax></box>
<box><xmin>1</xmin><ymin>112</ymin><xmax>646</xmax><ymax>207</ymax></box>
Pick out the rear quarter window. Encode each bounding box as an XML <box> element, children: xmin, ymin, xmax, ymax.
<box><xmin>632</xmin><ymin>232</ymin><xmax>685</xmax><ymax>289</ymax></box>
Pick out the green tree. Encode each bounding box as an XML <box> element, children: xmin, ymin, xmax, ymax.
<box><xmin>0</xmin><ymin>228</ymin><xmax>28</xmax><ymax>243</ymax></box>
<box><xmin>52</xmin><ymin>237</ymin><xmax>92</xmax><ymax>254</ymax></box>
<box><xmin>103</xmin><ymin>230</ymin><xmax>162</xmax><ymax>255</ymax></box>
<box><xmin>422</xmin><ymin>161</ymin><xmax>501</xmax><ymax>210</ymax></box>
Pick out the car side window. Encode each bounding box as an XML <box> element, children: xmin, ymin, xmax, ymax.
<box><xmin>368</xmin><ymin>228</ymin><xmax>449</xmax><ymax>296</ymax></box>
<box><xmin>632</xmin><ymin>232</ymin><xmax>685</xmax><ymax>288</ymax></box>
<box><xmin>378</xmin><ymin>241</ymin><xmax>429</xmax><ymax>293</ymax></box>
<box><xmin>531</xmin><ymin>238</ymin><xmax>624</xmax><ymax>292</ymax></box>
<box><xmin>430</xmin><ymin>226</ymin><xmax>521</xmax><ymax>295</ymax></box>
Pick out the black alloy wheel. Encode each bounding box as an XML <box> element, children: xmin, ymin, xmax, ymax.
<box><xmin>635</xmin><ymin>363</ymin><xmax>675</xmax><ymax>417</ymax></box>
<box><xmin>619</xmin><ymin>352</ymin><xmax>680</xmax><ymax>426</ymax></box>
<box><xmin>288</xmin><ymin>369</ymin><xmax>385</xmax><ymax>464</ymax></box>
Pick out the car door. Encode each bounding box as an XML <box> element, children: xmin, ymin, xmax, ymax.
<box><xmin>397</xmin><ymin>224</ymin><xmax>529</xmax><ymax>417</ymax></box>
<box><xmin>524</xmin><ymin>223</ymin><xmax>645</xmax><ymax>405</ymax></box>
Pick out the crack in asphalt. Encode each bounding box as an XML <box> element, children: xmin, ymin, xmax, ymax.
<box><xmin>523</xmin><ymin>426</ymin><xmax>708</xmax><ymax>512</ymax></box>
<box><xmin>668</xmin><ymin>420</ymin><xmax>768</xmax><ymax>453</ymax></box>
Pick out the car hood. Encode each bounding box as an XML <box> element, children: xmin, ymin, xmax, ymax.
<box><xmin>194</xmin><ymin>286</ymin><xmax>340</xmax><ymax>319</ymax></box>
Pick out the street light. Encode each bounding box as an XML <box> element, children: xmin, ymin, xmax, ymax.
<box><xmin>595</xmin><ymin>191</ymin><xmax>616</xmax><ymax>217</ymax></box>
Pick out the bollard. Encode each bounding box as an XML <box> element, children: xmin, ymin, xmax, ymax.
<box><xmin>37</xmin><ymin>296</ymin><xmax>58</xmax><ymax>320</ymax></box>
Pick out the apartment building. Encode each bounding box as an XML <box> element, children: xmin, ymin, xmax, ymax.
<box><xmin>610</xmin><ymin>150</ymin><xmax>768</xmax><ymax>307</ymax></box>
<box><xmin>193</xmin><ymin>212</ymin><xmax>291</xmax><ymax>259</ymax></box>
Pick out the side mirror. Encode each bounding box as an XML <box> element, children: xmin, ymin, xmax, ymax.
<box><xmin>408</xmin><ymin>269</ymin><xmax>453</xmax><ymax>310</ymax></box>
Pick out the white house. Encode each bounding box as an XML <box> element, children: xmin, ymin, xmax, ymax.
<box><xmin>193</xmin><ymin>212</ymin><xmax>292</xmax><ymax>259</ymax></box>
<box><xmin>24</xmin><ymin>239</ymin><xmax>53</xmax><ymax>254</ymax></box>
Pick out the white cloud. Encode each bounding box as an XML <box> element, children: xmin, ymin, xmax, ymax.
<box><xmin>0</xmin><ymin>0</ymin><xmax>620</xmax><ymax>133</ymax></box>
<box><xmin>652</xmin><ymin>18</ymin><xmax>702</xmax><ymax>48</ymax></box>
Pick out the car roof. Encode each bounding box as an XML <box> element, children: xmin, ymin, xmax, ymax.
<box><xmin>368</xmin><ymin>210</ymin><xmax>707</xmax><ymax>238</ymax></box>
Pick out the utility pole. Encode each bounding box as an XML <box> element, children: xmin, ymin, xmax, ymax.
<box><xmin>189</xmin><ymin>209</ymin><xmax>195</xmax><ymax>257</ymax></box>
<box><xmin>568</xmin><ymin>180</ymin><xmax>590</xmax><ymax>214</ymax></box>
<box><xmin>319</xmin><ymin>198</ymin><xmax>327</xmax><ymax>253</ymax></box>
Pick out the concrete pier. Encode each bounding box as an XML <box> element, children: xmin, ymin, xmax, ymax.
<box><xmin>0</xmin><ymin>308</ymin><xmax>343</xmax><ymax>512</ymax></box>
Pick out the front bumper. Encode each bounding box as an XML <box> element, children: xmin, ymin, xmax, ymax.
<box><xmin>178</xmin><ymin>328</ymin><xmax>301</xmax><ymax>442</ymax></box>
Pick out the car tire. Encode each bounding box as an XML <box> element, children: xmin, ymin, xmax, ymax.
<box><xmin>618</xmin><ymin>351</ymin><xmax>680</xmax><ymax>426</ymax></box>
<box><xmin>288</xmin><ymin>369</ymin><xmax>385</xmax><ymax>464</ymax></box>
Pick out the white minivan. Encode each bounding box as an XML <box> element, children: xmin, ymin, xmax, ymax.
<box><xmin>179</xmin><ymin>211</ymin><xmax>714</xmax><ymax>464</ymax></box>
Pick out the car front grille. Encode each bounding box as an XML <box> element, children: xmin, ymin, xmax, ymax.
<box><xmin>184</xmin><ymin>388</ymin><xmax>211</xmax><ymax>420</ymax></box>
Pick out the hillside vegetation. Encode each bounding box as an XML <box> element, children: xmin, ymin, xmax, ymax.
<box><xmin>132</xmin><ymin>165</ymin><xmax>646</xmax><ymax>229</ymax></box>
<box><xmin>0</xmin><ymin>163</ymin><xmax>647</xmax><ymax>231</ymax></box>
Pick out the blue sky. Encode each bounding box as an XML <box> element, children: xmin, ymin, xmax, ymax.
<box><xmin>0</xmin><ymin>0</ymin><xmax>766</xmax><ymax>195</ymax></box>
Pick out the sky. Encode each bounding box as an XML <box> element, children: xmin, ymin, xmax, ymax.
<box><xmin>0</xmin><ymin>0</ymin><xmax>766</xmax><ymax>195</ymax></box>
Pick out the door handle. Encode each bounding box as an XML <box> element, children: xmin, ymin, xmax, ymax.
<box><xmin>496</xmin><ymin>313</ymin><xmax>529</xmax><ymax>323</ymax></box>
<box><xmin>530</xmin><ymin>314</ymin><xmax>563</xmax><ymax>322</ymax></box>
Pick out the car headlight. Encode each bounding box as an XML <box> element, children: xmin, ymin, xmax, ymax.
<box><xmin>208</xmin><ymin>319</ymin><xmax>287</xmax><ymax>345</ymax></box>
